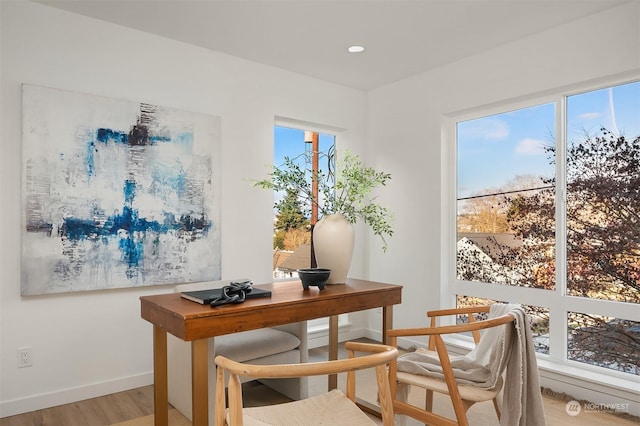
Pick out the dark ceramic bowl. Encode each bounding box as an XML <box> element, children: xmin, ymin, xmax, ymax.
<box><xmin>297</xmin><ymin>268</ymin><xmax>331</xmax><ymax>290</ymax></box>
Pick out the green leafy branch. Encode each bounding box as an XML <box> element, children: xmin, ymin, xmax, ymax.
<box><xmin>253</xmin><ymin>150</ymin><xmax>394</xmax><ymax>251</ymax></box>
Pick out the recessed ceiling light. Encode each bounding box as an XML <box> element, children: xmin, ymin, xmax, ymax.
<box><xmin>348</xmin><ymin>45</ymin><xmax>365</xmax><ymax>53</ymax></box>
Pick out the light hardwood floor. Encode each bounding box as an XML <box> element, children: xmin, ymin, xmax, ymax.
<box><xmin>1</xmin><ymin>340</ymin><xmax>637</xmax><ymax>425</ymax></box>
<box><xmin>0</xmin><ymin>387</ymin><xmax>155</xmax><ymax>426</ymax></box>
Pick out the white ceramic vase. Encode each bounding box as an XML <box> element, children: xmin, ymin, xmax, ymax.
<box><xmin>312</xmin><ymin>214</ymin><xmax>354</xmax><ymax>284</ymax></box>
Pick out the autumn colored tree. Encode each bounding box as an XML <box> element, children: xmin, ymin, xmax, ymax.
<box><xmin>282</xmin><ymin>227</ymin><xmax>311</xmax><ymax>251</ymax></box>
<box><xmin>458</xmin><ymin>190</ymin><xmax>509</xmax><ymax>233</ymax></box>
<box><xmin>458</xmin><ymin>175</ymin><xmax>544</xmax><ymax>234</ymax></box>
<box><xmin>457</xmin><ymin>174</ymin><xmax>555</xmax><ymax>290</ymax></box>
<box><xmin>565</xmin><ymin>130</ymin><xmax>640</xmax><ymax>301</ymax></box>
<box><xmin>507</xmin><ymin>129</ymin><xmax>639</xmax><ymax>372</ymax></box>
<box><xmin>507</xmin><ymin>129</ymin><xmax>640</xmax><ymax>302</ymax></box>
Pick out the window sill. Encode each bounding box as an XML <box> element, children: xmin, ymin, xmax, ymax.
<box><xmin>441</xmin><ymin>335</ymin><xmax>639</xmax><ymax>416</ymax></box>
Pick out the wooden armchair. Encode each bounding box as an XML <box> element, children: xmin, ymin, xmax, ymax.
<box><xmin>214</xmin><ymin>341</ymin><xmax>399</xmax><ymax>425</ymax></box>
<box><xmin>387</xmin><ymin>306</ymin><xmax>518</xmax><ymax>426</ymax></box>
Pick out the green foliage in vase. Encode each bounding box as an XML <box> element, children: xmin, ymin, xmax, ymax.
<box><xmin>254</xmin><ymin>150</ymin><xmax>394</xmax><ymax>251</ymax></box>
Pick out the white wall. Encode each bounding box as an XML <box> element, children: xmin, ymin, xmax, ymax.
<box><xmin>0</xmin><ymin>1</ymin><xmax>366</xmax><ymax>416</ymax></box>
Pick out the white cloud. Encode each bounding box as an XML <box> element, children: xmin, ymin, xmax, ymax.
<box><xmin>464</xmin><ymin>118</ymin><xmax>509</xmax><ymax>140</ymax></box>
<box><xmin>579</xmin><ymin>112</ymin><xmax>601</xmax><ymax>120</ymax></box>
<box><xmin>516</xmin><ymin>138</ymin><xmax>546</xmax><ymax>155</ymax></box>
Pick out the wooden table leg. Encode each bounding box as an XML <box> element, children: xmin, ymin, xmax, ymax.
<box><xmin>192</xmin><ymin>339</ymin><xmax>209</xmax><ymax>426</ymax></box>
<box><xmin>382</xmin><ymin>305</ymin><xmax>393</xmax><ymax>345</ymax></box>
<box><xmin>328</xmin><ymin>315</ymin><xmax>339</xmax><ymax>390</ymax></box>
<box><xmin>153</xmin><ymin>326</ymin><xmax>168</xmax><ymax>426</ymax></box>
<box><xmin>356</xmin><ymin>305</ymin><xmax>394</xmax><ymax>419</ymax></box>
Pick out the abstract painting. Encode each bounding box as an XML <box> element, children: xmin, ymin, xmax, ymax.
<box><xmin>21</xmin><ymin>84</ymin><xmax>221</xmax><ymax>295</ymax></box>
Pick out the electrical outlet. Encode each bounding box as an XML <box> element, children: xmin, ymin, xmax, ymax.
<box><xmin>17</xmin><ymin>347</ymin><xmax>32</xmax><ymax>368</ymax></box>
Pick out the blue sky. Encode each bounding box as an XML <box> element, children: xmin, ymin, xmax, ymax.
<box><xmin>457</xmin><ymin>80</ymin><xmax>639</xmax><ymax>199</ymax></box>
<box><xmin>272</xmin><ymin>126</ymin><xmax>336</xmax><ymax>208</ymax></box>
<box><xmin>274</xmin><ymin>126</ymin><xmax>335</xmax><ymax>168</ymax></box>
<box><xmin>567</xmin><ymin>81</ymin><xmax>640</xmax><ymax>141</ymax></box>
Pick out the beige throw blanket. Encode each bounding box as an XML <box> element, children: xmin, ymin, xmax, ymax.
<box><xmin>396</xmin><ymin>304</ymin><xmax>546</xmax><ymax>426</ymax></box>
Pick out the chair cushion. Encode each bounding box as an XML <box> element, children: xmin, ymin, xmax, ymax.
<box><xmin>229</xmin><ymin>389</ymin><xmax>376</xmax><ymax>425</ymax></box>
<box><xmin>396</xmin><ymin>370</ymin><xmax>501</xmax><ymax>402</ymax></box>
<box><xmin>215</xmin><ymin>328</ymin><xmax>300</xmax><ymax>362</ymax></box>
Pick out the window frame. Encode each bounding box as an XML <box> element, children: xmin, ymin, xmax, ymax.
<box><xmin>442</xmin><ymin>77</ymin><xmax>640</xmax><ymax>383</ymax></box>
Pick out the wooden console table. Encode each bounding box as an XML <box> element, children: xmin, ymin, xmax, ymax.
<box><xmin>140</xmin><ymin>278</ymin><xmax>402</xmax><ymax>425</ymax></box>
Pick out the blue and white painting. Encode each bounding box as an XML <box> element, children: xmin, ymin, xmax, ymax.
<box><xmin>21</xmin><ymin>84</ymin><xmax>221</xmax><ymax>295</ymax></box>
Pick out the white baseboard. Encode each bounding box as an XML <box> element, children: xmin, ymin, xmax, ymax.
<box><xmin>307</xmin><ymin>326</ymin><xmax>365</xmax><ymax>349</ymax></box>
<box><xmin>0</xmin><ymin>372</ymin><xmax>153</xmax><ymax>418</ymax></box>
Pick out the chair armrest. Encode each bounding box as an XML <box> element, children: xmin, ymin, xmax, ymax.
<box><xmin>426</xmin><ymin>305</ymin><xmax>491</xmax><ymax>318</ymax></box>
<box><xmin>424</xmin><ymin>306</ymin><xmax>493</xmax><ymax>346</ymax></box>
<box><xmin>387</xmin><ymin>312</ymin><xmax>515</xmax><ymax>338</ymax></box>
<box><xmin>344</xmin><ymin>341</ymin><xmax>398</xmax><ymax>354</ymax></box>
<box><xmin>215</xmin><ymin>343</ymin><xmax>398</xmax><ymax>379</ymax></box>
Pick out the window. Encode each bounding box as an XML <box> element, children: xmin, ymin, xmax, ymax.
<box><xmin>457</xmin><ymin>103</ymin><xmax>556</xmax><ymax>290</ymax></box>
<box><xmin>272</xmin><ymin>123</ymin><xmax>343</xmax><ymax>338</ymax></box>
<box><xmin>452</xmin><ymin>80</ymin><xmax>639</xmax><ymax>376</ymax></box>
<box><xmin>565</xmin><ymin>84</ymin><xmax>639</xmax><ymax>304</ymax></box>
<box><xmin>272</xmin><ymin>125</ymin><xmax>335</xmax><ymax>280</ymax></box>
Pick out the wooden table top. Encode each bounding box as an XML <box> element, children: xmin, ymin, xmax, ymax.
<box><xmin>140</xmin><ymin>278</ymin><xmax>402</xmax><ymax>341</ymax></box>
